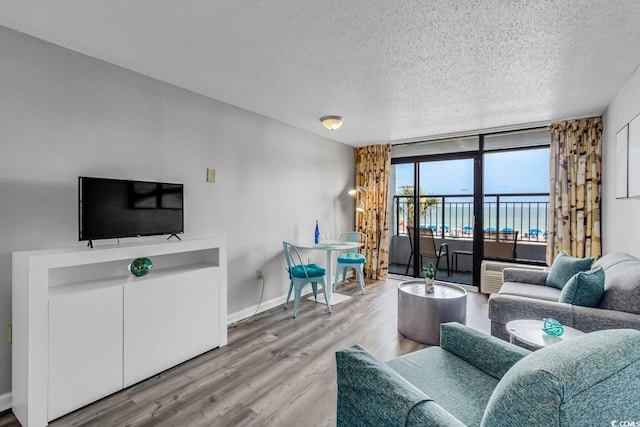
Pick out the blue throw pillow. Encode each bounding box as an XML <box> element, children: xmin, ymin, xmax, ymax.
<box><xmin>559</xmin><ymin>267</ymin><xmax>605</xmax><ymax>307</ymax></box>
<box><xmin>545</xmin><ymin>252</ymin><xmax>594</xmax><ymax>290</ymax></box>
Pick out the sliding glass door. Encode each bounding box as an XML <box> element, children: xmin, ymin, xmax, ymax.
<box><xmin>389</xmin><ymin>128</ymin><xmax>550</xmax><ymax>288</ymax></box>
<box><xmin>390</xmin><ymin>156</ymin><xmax>476</xmax><ymax>285</ymax></box>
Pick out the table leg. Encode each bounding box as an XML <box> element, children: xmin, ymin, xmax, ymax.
<box><xmin>308</xmin><ymin>249</ymin><xmax>351</xmax><ymax>305</ymax></box>
<box><xmin>325</xmin><ymin>249</ymin><xmax>351</xmax><ymax>304</ymax></box>
<box><xmin>325</xmin><ymin>250</ymin><xmax>333</xmax><ymax>304</ymax></box>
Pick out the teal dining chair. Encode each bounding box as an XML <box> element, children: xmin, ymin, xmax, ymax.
<box><xmin>333</xmin><ymin>232</ymin><xmax>367</xmax><ymax>295</ymax></box>
<box><xmin>282</xmin><ymin>241</ymin><xmax>331</xmax><ymax>318</ymax></box>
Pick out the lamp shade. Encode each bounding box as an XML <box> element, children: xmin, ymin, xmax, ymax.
<box><xmin>320</xmin><ymin>115</ymin><xmax>345</xmax><ymax>130</ymax></box>
<box><xmin>348</xmin><ymin>185</ymin><xmax>366</xmax><ymax>212</ymax></box>
<box><xmin>349</xmin><ymin>186</ymin><xmax>367</xmax><ymax>197</ymax></box>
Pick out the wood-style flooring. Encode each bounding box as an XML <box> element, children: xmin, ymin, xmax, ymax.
<box><xmin>0</xmin><ymin>277</ymin><xmax>489</xmax><ymax>427</ymax></box>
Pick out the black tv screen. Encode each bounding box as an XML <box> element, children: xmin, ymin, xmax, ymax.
<box><xmin>79</xmin><ymin>176</ymin><xmax>184</xmax><ymax>242</ymax></box>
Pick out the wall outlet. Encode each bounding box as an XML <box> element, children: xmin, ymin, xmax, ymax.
<box><xmin>256</xmin><ymin>269</ymin><xmax>263</xmax><ymax>279</ymax></box>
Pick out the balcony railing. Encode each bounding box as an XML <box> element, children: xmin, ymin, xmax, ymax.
<box><xmin>393</xmin><ymin>193</ymin><xmax>549</xmax><ymax>242</ymax></box>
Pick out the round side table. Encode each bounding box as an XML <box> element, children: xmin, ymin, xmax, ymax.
<box><xmin>505</xmin><ymin>319</ymin><xmax>585</xmax><ymax>349</ymax></box>
<box><xmin>397</xmin><ymin>280</ymin><xmax>467</xmax><ymax>345</ymax></box>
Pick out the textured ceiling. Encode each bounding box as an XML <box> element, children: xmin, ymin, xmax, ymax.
<box><xmin>1</xmin><ymin>1</ymin><xmax>640</xmax><ymax>146</ymax></box>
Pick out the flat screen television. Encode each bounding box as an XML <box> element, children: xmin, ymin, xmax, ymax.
<box><xmin>79</xmin><ymin>176</ymin><xmax>184</xmax><ymax>244</ymax></box>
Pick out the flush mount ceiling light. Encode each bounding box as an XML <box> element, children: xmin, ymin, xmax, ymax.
<box><xmin>320</xmin><ymin>115</ymin><xmax>345</xmax><ymax>130</ymax></box>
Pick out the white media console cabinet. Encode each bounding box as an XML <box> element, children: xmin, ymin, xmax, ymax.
<box><xmin>12</xmin><ymin>236</ymin><xmax>227</xmax><ymax>427</ymax></box>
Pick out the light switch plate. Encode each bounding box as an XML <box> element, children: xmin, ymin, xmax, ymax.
<box><xmin>207</xmin><ymin>168</ymin><xmax>216</xmax><ymax>183</ymax></box>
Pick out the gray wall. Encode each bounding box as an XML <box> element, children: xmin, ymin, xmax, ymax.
<box><xmin>602</xmin><ymin>65</ymin><xmax>640</xmax><ymax>257</ymax></box>
<box><xmin>0</xmin><ymin>26</ymin><xmax>354</xmax><ymax>396</ymax></box>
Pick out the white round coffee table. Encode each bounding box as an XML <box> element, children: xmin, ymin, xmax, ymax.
<box><xmin>506</xmin><ymin>319</ymin><xmax>585</xmax><ymax>349</ymax></box>
<box><xmin>397</xmin><ymin>280</ymin><xmax>467</xmax><ymax>345</ymax></box>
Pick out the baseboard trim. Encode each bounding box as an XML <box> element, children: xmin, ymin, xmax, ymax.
<box><xmin>0</xmin><ymin>392</ymin><xmax>11</xmax><ymax>412</ymax></box>
<box><xmin>227</xmin><ymin>288</ymin><xmax>314</xmax><ymax>325</ymax></box>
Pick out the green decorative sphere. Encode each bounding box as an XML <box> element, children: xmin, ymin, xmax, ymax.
<box><xmin>129</xmin><ymin>257</ymin><xmax>153</xmax><ymax>277</ymax></box>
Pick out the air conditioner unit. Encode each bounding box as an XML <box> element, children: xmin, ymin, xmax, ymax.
<box><xmin>480</xmin><ymin>260</ymin><xmax>547</xmax><ymax>294</ymax></box>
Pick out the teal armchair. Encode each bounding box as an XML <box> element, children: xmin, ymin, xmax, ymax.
<box><xmin>336</xmin><ymin>322</ymin><xmax>640</xmax><ymax>426</ymax></box>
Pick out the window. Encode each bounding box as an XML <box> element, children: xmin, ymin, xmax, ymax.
<box><xmin>483</xmin><ymin>147</ymin><xmax>550</xmax><ymax>245</ymax></box>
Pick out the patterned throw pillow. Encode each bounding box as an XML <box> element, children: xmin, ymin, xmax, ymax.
<box><xmin>559</xmin><ymin>267</ymin><xmax>605</xmax><ymax>307</ymax></box>
<box><xmin>545</xmin><ymin>252</ymin><xmax>594</xmax><ymax>290</ymax></box>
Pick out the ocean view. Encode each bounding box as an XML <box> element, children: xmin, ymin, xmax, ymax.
<box><xmin>394</xmin><ymin>198</ymin><xmax>549</xmax><ymax>239</ymax></box>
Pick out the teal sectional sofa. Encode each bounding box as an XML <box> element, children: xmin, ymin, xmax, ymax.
<box><xmin>336</xmin><ymin>322</ymin><xmax>640</xmax><ymax>426</ymax></box>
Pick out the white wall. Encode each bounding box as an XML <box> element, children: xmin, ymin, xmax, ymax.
<box><xmin>0</xmin><ymin>26</ymin><xmax>354</xmax><ymax>396</ymax></box>
<box><xmin>602</xmin><ymin>65</ymin><xmax>640</xmax><ymax>256</ymax></box>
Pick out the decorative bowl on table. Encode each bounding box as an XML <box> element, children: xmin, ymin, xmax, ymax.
<box><xmin>129</xmin><ymin>257</ymin><xmax>153</xmax><ymax>277</ymax></box>
<box><xmin>542</xmin><ymin>318</ymin><xmax>564</xmax><ymax>337</ymax></box>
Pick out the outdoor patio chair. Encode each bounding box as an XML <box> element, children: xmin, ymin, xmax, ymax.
<box><xmin>334</xmin><ymin>231</ymin><xmax>367</xmax><ymax>295</ymax></box>
<box><xmin>282</xmin><ymin>241</ymin><xmax>331</xmax><ymax>317</ymax></box>
<box><xmin>405</xmin><ymin>227</ymin><xmax>451</xmax><ymax>276</ymax></box>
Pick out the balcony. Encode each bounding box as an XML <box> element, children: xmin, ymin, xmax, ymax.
<box><xmin>389</xmin><ymin>193</ymin><xmax>548</xmax><ymax>285</ymax></box>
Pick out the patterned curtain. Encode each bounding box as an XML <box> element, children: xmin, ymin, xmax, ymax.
<box><xmin>354</xmin><ymin>144</ymin><xmax>391</xmax><ymax>280</ymax></box>
<box><xmin>547</xmin><ymin>117</ymin><xmax>602</xmax><ymax>265</ymax></box>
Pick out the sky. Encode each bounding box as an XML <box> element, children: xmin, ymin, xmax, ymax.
<box><xmin>395</xmin><ymin>148</ymin><xmax>550</xmax><ymax>197</ymax></box>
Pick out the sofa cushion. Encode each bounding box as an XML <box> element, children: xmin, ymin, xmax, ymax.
<box><xmin>335</xmin><ymin>344</ymin><xmax>465</xmax><ymax>427</ymax></box>
<box><xmin>558</xmin><ymin>267</ymin><xmax>605</xmax><ymax>307</ymax></box>
<box><xmin>481</xmin><ymin>329</ymin><xmax>640</xmax><ymax>427</ymax></box>
<box><xmin>502</xmin><ymin>268</ymin><xmax>548</xmax><ymax>286</ymax></box>
<box><xmin>439</xmin><ymin>322</ymin><xmax>530</xmax><ymax>379</ymax></box>
<box><xmin>499</xmin><ymin>282</ymin><xmax>561</xmax><ymax>302</ymax></box>
<box><xmin>545</xmin><ymin>252</ymin><xmax>593</xmax><ymax>290</ymax></box>
<box><xmin>387</xmin><ymin>346</ymin><xmax>498</xmax><ymax>427</ymax></box>
<box><xmin>593</xmin><ymin>252</ymin><xmax>640</xmax><ymax>315</ymax></box>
